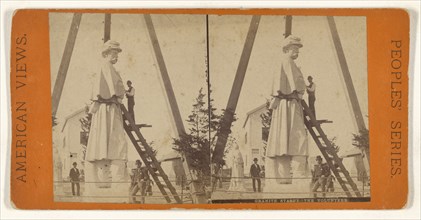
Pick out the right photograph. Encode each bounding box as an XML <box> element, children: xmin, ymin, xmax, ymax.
<box><xmin>209</xmin><ymin>15</ymin><xmax>370</xmax><ymax>203</ymax></box>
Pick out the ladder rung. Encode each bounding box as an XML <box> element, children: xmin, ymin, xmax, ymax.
<box><xmin>128</xmin><ymin>123</ymin><xmax>152</xmax><ymax>131</ymax></box>
<box><xmin>316</xmin><ymin>120</ymin><xmax>333</xmax><ymax>124</ymax></box>
<box><xmin>136</xmin><ymin>124</ymin><xmax>152</xmax><ymax>128</ymax></box>
<box><xmin>337</xmin><ymin>169</ymin><xmax>349</xmax><ymax>174</ymax></box>
<box><xmin>302</xmin><ymin>101</ymin><xmax>361</xmax><ymax>198</ymax></box>
<box><xmin>121</xmin><ymin>104</ymin><xmax>181</xmax><ymax>204</ymax></box>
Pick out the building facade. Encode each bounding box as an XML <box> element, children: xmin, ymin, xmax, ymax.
<box><xmin>58</xmin><ymin>108</ymin><xmax>87</xmax><ymax>181</ymax></box>
<box><xmin>240</xmin><ymin>103</ymin><xmax>268</xmax><ymax>176</ymax></box>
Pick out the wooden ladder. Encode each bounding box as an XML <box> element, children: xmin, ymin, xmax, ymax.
<box><xmin>301</xmin><ymin>100</ymin><xmax>362</xmax><ymax>197</ymax></box>
<box><xmin>120</xmin><ymin>104</ymin><xmax>182</xmax><ymax>203</ymax></box>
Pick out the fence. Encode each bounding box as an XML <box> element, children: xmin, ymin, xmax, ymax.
<box><xmin>54</xmin><ymin>175</ymin><xmax>370</xmax><ymax>204</ymax></box>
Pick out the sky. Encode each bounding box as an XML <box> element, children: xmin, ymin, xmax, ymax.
<box><xmin>49</xmin><ymin>13</ymin><xmax>367</xmax><ymax>163</ymax></box>
<box><xmin>209</xmin><ymin>15</ymin><xmax>368</xmax><ymax>160</ymax></box>
<box><xmin>50</xmin><ymin>13</ymin><xmax>208</xmax><ymax>161</ymax></box>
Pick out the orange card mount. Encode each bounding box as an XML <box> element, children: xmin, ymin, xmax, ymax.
<box><xmin>10</xmin><ymin>9</ymin><xmax>409</xmax><ymax>209</ymax></box>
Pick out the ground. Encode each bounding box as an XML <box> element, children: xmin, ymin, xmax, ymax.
<box><xmin>54</xmin><ymin>177</ymin><xmax>370</xmax><ymax>204</ymax></box>
<box><xmin>211</xmin><ymin>177</ymin><xmax>371</xmax><ymax>201</ymax></box>
<box><xmin>54</xmin><ymin>181</ymin><xmax>192</xmax><ymax>204</ymax></box>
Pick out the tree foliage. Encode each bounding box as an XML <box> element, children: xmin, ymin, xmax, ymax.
<box><xmin>260</xmin><ymin>100</ymin><xmax>272</xmax><ymax>156</ymax></box>
<box><xmin>352</xmin><ymin>128</ymin><xmax>369</xmax><ymax>150</ymax></box>
<box><xmin>52</xmin><ymin>116</ymin><xmax>58</xmax><ymax>127</ymax></box>
<box><xmin>80</xmin><ymin>106</ymin><xmax>92</xmax><ymax>133</ymax></box>
<box><xmin>79</xmin><ymin>106</ymin><xmax>92</xmax><ymax>160</ymax></box>
<box><xmin>328</xmin><ymin>137</ymin><xmax>341</xmax><ymax>155</ymax></box>
<box><xmin>79</xmin><ymin>106</ymin><xmax>92</xmax><ymax>146</ymax></box>
<box><xmin>173</xmin><ymin>88</ymin><xmax>236</xmax><ymax>185</ymax></box>
<box><xmin>148</xmin><ymin>141</ymin><xmax>158</xmax><ymax>158</ymax></box>
<box><xmin>173</xmin><ymin>88</ymin><xmax>214</xmax><ymax>183</ymax></box>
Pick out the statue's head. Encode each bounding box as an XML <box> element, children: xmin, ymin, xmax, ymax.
<box><xmin>102</xmin><ymin>40</ymin><xmax>122</xmax><ymax>64</ymax></box>
<box><xmin>281</xmin><ymin>35</ymin><xmax>303</xmax><ymax>60</ymax></box>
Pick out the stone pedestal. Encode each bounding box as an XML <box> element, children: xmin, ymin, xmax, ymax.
<box><xmin>84</xmin><ymin>160</ymin><xmax>128</xmax><ymax>199</ymax></box>
<box><xmin>264</xmin><ymin>155</ymin><xmax>310</xmax><ymax>193</ymax></box>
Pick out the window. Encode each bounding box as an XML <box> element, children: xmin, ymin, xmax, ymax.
<box><xmin>245</xmin><ymin>133</ymin><xmax>248</xmax><ymax>144</ymax></box>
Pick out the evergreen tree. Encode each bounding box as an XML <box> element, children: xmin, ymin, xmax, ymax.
<box><xmin>80</xmin><ymin>106</ymin><xmax>92</xmax><ymax>134</ymax></box>
<box><xmin>79</xmin><ymin>106</ymin><xmax>92</xmax><ymax>160</ymax></box>
<box><xmin>352</xmin><ymin>128</ymin><xmax>369</xmax><ymax>150</ymax></box>
<box><xmin>174</xmin><ymin>88</ymin><xmax>213</xmax><ymax>184</ymax></box>
<box><xmin>328</xmin><ymin>137</ymin><xmax>341</xmax><ymax>155</ymax></box>
<box><xmin>174</xmin><ymin>87</ymin><xmax>235</xmax><ymax>184</ymax></box>
<box><xmin>352</xmin><ymin>128</ymin><xmax>370</xmax><ymax>162</ymax></box>
<box><xmin>52</xmin><ymin>115</ymin><xmax>58</xmax><ymax>127</ymax></box>
<box><xmin>260</xmin><ymin>100</ymin><xmax>272</xmax><ymax>156</ymax></box>
<box><xmin>214</xmin><ymin>108</ymin><xmax>237</xmax><ymax>160</ymax></box>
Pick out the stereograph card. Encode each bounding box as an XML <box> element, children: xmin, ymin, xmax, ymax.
<box><xmin>9</xmin><ymin>9</ymin><xmax>409</xmax><ymax>209</ymax></box>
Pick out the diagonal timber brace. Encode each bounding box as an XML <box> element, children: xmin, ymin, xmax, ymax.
<box><xmin>143</xmin><ymin>14</ymin><xmax>207</xmax><ymax>204</ymax></box>
<box><xmin>212</xmin><ymin>15</ymin><xmax>261</xmax><ymax>165</ymax></box>
<box><xmin>51</xmin><ymin>13</ymin><xmax>82</xmax><ymax>117</ymax></box>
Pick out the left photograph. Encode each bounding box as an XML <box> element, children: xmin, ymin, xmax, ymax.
<box><xmin>50</xmin><ymin>12</ymin><xmax>209</xmax><ymax>204</ymax></box>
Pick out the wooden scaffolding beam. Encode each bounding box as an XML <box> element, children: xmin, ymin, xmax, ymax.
<box><xmin>51</xmin><ymin>13</ymin><xmax>82</xmax><ymax>116</ymax></box>
<box><xmin>284</xmin><ymin>15</ymin><xmax>292</xmax><ymax>38</ymax></box>
<box><xmin>327</xmin><ymin>16</ymin><xmax>366</xmax><ymax>132</ymax></box>
<box><xmin>104</xmin><ymin>14</ymin><xmax>111</xmax><ymax>42</ymax></box>
<box><xmin>143</xmin><ymin>14</ymin><xmax>207</xmax><ymax>204</ymax></box>
<box><xmin>212</xmin><ymin>15</ymin><xmax>261</xmax><ymax>164</ymax></box>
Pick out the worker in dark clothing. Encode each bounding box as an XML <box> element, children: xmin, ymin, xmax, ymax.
<box><xmin>126</xmin><ymin>80</ymin><xmax>136</xmax><ymax>122</ymax></box>
<box><xmin>306</xmin><ymin>76</ymin><xmax>316</xmax><ymax>118</ymax></box>
<box><xmin>250</xmin><ymin>158</ymin><xmax>262</xmax><ymax>192</ymax></box>
<box><xmin>130</xmin><ymin>160</ymin><xmax>150</xmax><ymax>203</ymax></box>
<box><xmin>69</xmin><ymin>162</ymin><xmax>80</xmax><ymax>196</ymax></box>
<box><xmin>311</xmin><ymin>156</ymin><xmax>331</xmax><ymax>198</ymax></box>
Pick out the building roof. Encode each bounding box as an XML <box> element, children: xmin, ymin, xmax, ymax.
<box><xmin>242</xmin><ymin>103</ymin><xmax>267</xmax><ymax>128</ymax></box>
<box><xmin>61</xmin><ymin>107</ymin><xmax>87</xmax><ymax>132</ymax></box>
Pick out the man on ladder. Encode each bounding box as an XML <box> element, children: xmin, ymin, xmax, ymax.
<box><xmin>125</xmin><ymin>80</ymin><xmax>136</xmax><ymax>122</ymax></box>
<box><xmin>306</xmin><ymin>76</ymin><xmax>316</xmax><ymax>118</ymax></box>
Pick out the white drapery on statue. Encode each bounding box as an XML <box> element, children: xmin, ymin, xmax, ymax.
<box><xmin>265</xmin><ymin>38</ymin><xmax>309</xmax><ymax>190</ymax></box>
<box><xmin>85</xmin><ymin>60</ymin><xmax>128</xmax><ymax>193</ymax></box>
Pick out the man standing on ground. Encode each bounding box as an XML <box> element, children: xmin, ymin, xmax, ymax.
<box><xmin>130</xmin><ymin>160</ymin><xmax>150</xmax><ymax>203</ymax></box>
<box><xmin>126</xmin><ymin>80</ymin><xmax>136</xmax><ymax>122</ymax></box>
<box><xmin>250</xmin><ymin>158</ymin><xmax>261</xmax><ymax>192</ymax></box>
<box><xmin>311</xmin><ymin>155</ymin><xmax>331</xmax><ymax>198</ymax></box>
<box><xmin>69</xmin><ymin>162</ymin><xmax>80</xmax><ymax>196</ymax></box>
<box><xmin>306</xmin><ymin>76</ymin><xmax>316</xmax><ymax>118</ymax></box>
